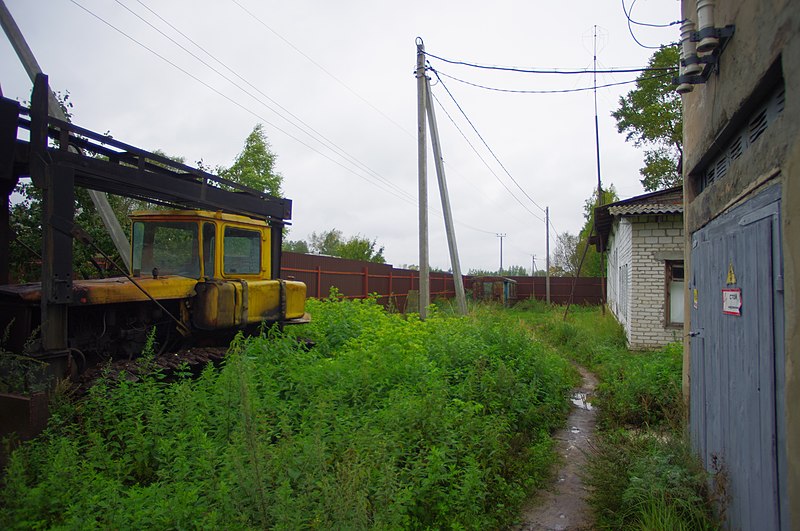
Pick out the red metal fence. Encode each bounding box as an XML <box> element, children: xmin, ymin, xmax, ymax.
<box><xmin>281</xmin><ymin>252</ymin><xmax>605</xmax><ymax>310</ymax></box>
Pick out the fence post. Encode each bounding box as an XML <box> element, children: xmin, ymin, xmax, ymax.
<box><xmin>363</xmin><ymin>266</ymin><xmax>369</xmax><ymax>299</ymax></box>
<box><xmin>316</xmin><ymin>265</ymin><xmax>321</xmax><ymax>299</ymax></box>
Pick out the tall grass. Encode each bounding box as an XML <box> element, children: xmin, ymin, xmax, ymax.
<box><xmin>1</xmin><ymin>297</ymin><xmax>573</xmax><ymax>529</ymax></box>
<box><xmin>511</xmin><ymin>301</ymin><xmax>718</xmax><ymax>530</ymax></box>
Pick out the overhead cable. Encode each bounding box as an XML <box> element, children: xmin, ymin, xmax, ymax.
<box><xmin>622</xmin><ymin>0</ymin><xmax>678</xmax><ymax>49</ymax></box>
<box><xmin>69</xmin><ymin>0</ymin><xmax>417</xmax><ymax>207</ymax></box>
<box><xmin>118</xmin><ymin>0</ymin><xmax>416</xmax><ymax>204</ymax></box>
<box><xmin>621</xmin><ymin>0</ymin><xmax>684</xmax><ymax>28</ymax></box>
<box><xmin>228</xmin><ymin>0</ymin><xmax>414</xmax><ymax>138</ymax></box>
<box><xmin>428</xmin><ymin>81</ymin><xmax>545</xmax><ymax>224</ymax></box>
<box><xmin>425</xmin><ymin>50</ymin><xmax>676</xmax><ymax>74</ymax></box>
<box><xmin>434</xmin><ymin>69</ymin><xmax>675</xmax><ymax>94</ymax></box>
<box><xmin>433</xmin><ymin>68</ymin><xmax>554</xmax><ymax>216</ymax></box>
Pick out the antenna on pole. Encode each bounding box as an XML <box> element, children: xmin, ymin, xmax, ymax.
<box><xmin>593</xmin><ymin>25</ymin><xmax>607</xmax><ymax>314</ymax></box>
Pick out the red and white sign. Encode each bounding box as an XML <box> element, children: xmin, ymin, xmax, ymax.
<box><xmin>722</xmin><ymin>288</ymin><xmax>742</xmax><ymax>316</ymax></box>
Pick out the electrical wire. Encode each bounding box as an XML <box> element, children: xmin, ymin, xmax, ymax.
<box><xmin>424</xmin><ymin>50</ymin><xmax>676</xmax><ymax>74</ymax></box>
<box><xmin>621</xmin><ymin>0</ymin><xmax>684</xmax><ymax>28</ymax></box>
<box><xmin>68</xmin><ymin>0</ymin><xmax>422</xmax><ymax>209</ymax></box>
<box><xmin>228</xmin><ymin>0</ymin><xmax>414</xmax><ymax>139</ymax></box>
<box><xmin>428</xmin><ymin>88</ymin><xmax>544</xmax><ymax>224</ymax></box>
<box><xmin>434</xmin><ymin>69</ymin><xmax>675</xmax><ymax>94</ymax></box>
<box><xmin>622</xmin><ymin>0</ymin><xmax>678</xmax><ymax>49</ymax></box>
<box><xmin>432</xmin><ymin>68</ymin><xmax>553</xmax><ymax>216</ymax></box>
<box><xmin>117</xmin><ymin>0</ymin><xmax>416</xmax><ymax>204</ymax></box>
<box><xmin>70</xmin><ymin>1</ymin><xmax>494</xmax><ymax>243</ymax></box>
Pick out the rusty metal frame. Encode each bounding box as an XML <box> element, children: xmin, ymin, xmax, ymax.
<box><xmin>1</xmin><ymin>74</ymin><xmax>294</xmax><ymax>355</ymax></box>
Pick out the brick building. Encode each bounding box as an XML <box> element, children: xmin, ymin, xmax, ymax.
<box><xmin>594</xmin><ymin>186</ymin><xmax>684</xmax><ymax>349</ymax></box>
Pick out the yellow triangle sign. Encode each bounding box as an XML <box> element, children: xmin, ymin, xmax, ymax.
<box><xmin>726</xmin><ymin>262</ymin><xmax>737</xmax><ymax>285</ymax></box>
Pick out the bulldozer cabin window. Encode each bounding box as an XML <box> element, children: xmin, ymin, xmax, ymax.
<box><xmin>132</xmin><ymin>221</ymin><xmax>200</xmax><ymax>278</ymax></box>
<box><xmin>203</xmin><ymin>222</ymin><xmax>216</xmax><ymax>278</ymax></box>
<box><xmin>223</xmin><ymin>227</ymin><xmax>261</xmax><ymax>275</ymax></box>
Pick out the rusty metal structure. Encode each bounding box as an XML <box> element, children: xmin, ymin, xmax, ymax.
<box><xmin>0</xmin><ymin>74</ymin><xmax>301</xmax><ymax>376</ymax></box>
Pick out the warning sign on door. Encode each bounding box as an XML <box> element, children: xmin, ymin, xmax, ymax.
<box><xmin>722</xmin><ymin>288</ymin><xmax>742</xmax><ymax>316</ymax></box>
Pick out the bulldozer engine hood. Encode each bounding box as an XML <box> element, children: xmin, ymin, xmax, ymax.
<box><xmin>0</xmin><ymin>276</ymin><xmax>198</xmax><ymax>305</ymax></box>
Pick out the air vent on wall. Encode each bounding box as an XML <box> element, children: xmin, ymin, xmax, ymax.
<box><xmin>698</xmin><ymin>82</ymin><xmax>785</xmax><ymax>193</ymax></box>
<box><xmin>748</xmin><ymin>109</ymin><xmax>768</xmax><ymax>143</ymax></box>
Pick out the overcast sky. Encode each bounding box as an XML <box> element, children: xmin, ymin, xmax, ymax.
<box><xmin>1</xmin><ymin>0</ymin><xmax>681</xmax><ymax>273</ymax></box>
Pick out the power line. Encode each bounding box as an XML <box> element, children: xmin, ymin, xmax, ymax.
<box><xmin>622</xmin><ymin>0</ymin><xmax>678</xmax><ymax>49</ymax></box>
<box><xmin>621</xmin><ymin>0</ymin><xmax>684</xmax><ymax>28</ymax></box>
<box><xmin>428</xmin><ymin>87</ymin><xmax>544</xmax><ymax>224</ymax></box>
<box><xmin>68</xmin><ymin>0</ymin><xmax>420</xmax><ymax>208</ymax></box>
<box><xmin>425</xmin><ymin>50</ymin><xmax>677</xmax><ymax>74</ymax></box>
<box><xmin>228</xmin><ymin>0</ymin><xmax>414</xmax><ymax>139</ymax></box>
<box><xmin>432</xmin><ymin>68</ymin><xmax>549</xmax><ymax>215</ymax></box>
<box><xmin>70</xmin><ymin>1</ymin><xmax>495</xmax><ymax>240</ymax></box>
<box><xmin>434</xmin><ymin>68</ymin><xmax>675</xmax><ymax>94</ymax></box>
<box><xmin>116</xmin><ymin>0</ymin><xmax>416</xmax><ymax>204</ymax></box>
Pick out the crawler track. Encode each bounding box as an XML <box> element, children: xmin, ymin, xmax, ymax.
<box><xmin>76</xmin><ymin>346</ymin><xmax>230</xmax><ymax>392</ymax></box>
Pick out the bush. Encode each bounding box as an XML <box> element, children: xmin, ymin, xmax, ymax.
<box><xmin>1</xmin><ymin>298</ymin><xmax>573</xmax><ymax>529</ymax></box>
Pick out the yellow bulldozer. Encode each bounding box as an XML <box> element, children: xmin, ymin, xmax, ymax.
<box><xmin>0</xmin><ymin>75</ymin><xmax>307</xmax><ymax>379</ymax></box>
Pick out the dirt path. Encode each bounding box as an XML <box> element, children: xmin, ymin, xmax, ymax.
<box><xmin>514</xmin><ymin>366</ymin><xmax>598</xmax><ymax>531</ymax></box>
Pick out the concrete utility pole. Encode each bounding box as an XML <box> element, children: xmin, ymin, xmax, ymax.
<box><xmin>424</xmin><ymin>79</ymin><xmax>467</xmax><ymax>315</ymax></box>
<box><xmin>546</xmin><ymin>207</ymin><xmax>551</xmax><ymax>304</ymax></box>
<box><xmin>496</xmin><ymin>233</ymin><xmax>506</xmax><ymax>273</ymax></box>
<box><xmin>0</xmin><ymin>0</ymin><xmax>131</xmax><ymax>269</ymax></box>
<box><xmin>415</xmin><ymin>38</ymin><xmax>430</xmax><ymax>319</ymax></box>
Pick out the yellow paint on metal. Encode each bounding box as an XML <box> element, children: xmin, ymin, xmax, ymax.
<box><xmin>727</xmin><ymin>262</ymin><xmax>737</xmax><ymax>285</ymax></box>
<box><xmin>75</xmin><ymin>276</ymin><xmax>197</xmax><ymax>305</ymax></box>
<box><xmin>284</xmin><ymin>280</ymin><xmax>307</xmax><ymax>319</ymax></box>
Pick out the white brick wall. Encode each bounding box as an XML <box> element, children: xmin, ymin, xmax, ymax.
<box><xmin>607</xmin><ymin>218</ymin><xmax>632</xmax><ymax>339</ymax></box>
<box><xmin>607</xmin><ymin>213</ymin><xmax>684</xmax><ymax>350</ymax></box>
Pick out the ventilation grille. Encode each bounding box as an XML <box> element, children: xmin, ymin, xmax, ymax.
<box><xmin>698</xmin><ymin>83</ymin><xmax>785</xmax><ymax>193</ymax></box>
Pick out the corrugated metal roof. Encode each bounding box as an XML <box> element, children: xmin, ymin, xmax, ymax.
<box><xmin>593</xmin><ymin>186</ymin><xmax>684</xmax><ymax>251</ymax></box>
<box><xmin>606</xmin><ymin>186</ymin><xmax>683</xmax><ymax>216</ymax></box>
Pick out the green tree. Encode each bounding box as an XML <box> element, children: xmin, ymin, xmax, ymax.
<box><xmin>612</xmin><ymin>45</ymin><xmax>682</xmax><ymax>191</ymax></box>
<box><xmin>308</xmin><ymin>229</ymin><xmax>386</xmax><ymax>263</ymax></box>
<box><xmin>552</xmin><ymin>232</ymin><xmax>579</xmax><ymax>277</ymax></box>
<box><xmin>552</xmin><ymin>187</ymin><xmax>619</xmax><ymax>279</ymax></box>
<box><xmin>218</xmin><ymin>124</ymin><xmax>282</xmax><ymax>196</ymax></box>
<box><xmin>9</xmin><ymin>91</ymin><xmax>132</xmax><ymax>282</ymax></box>
<box><xmin>503</xmin><ymin>265</ymin><xmax>528</xmax><ymax>276</ymax></box>
<box><xmin>283</xmin><ymin>239</ymin><xmax>309</xmax><ymax>253</ymax></box>
<box><xmin>577</xmin><ymin>187</ymin><xmax>618</xmax><ymax>277</ymax></box>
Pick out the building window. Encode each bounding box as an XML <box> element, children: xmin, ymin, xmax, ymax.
<box><xmin>666</xmin><ymin>261</ymin><xmax>684</xmax><ymax>326</ymax></box>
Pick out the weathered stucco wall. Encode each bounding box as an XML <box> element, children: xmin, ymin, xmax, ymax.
<box><xmin>681</xmin><ymin>0</ymin><xmax>799</xmax><ymax>527</ymax></box>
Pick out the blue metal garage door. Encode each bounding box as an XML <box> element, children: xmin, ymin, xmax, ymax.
<box><xmin>689</xmin><ymin>185</ymin><xmax>786</xmax><ymax>530</ymax></box>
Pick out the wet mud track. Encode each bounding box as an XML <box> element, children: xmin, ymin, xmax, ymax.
<box><xmin>514</xmin><ymin>365</ymin><xmax>598</xmax><ymax>530</ymax></box>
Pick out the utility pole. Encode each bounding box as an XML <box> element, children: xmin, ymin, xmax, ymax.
<box><xmin>593</xmin><ymin>25</ymin><xmax>606</xmax><ymax>314</ymax></box>
<box><xmin>424</xmin><ymin>79</ymin><xmax>468</xmax><ymax>315</ymax></box>
<box><xmin>0</xmin><ymin>0</ymin><xmax>131</xmax><ymax>269</ymax></box>
<box><xmin>496</xmin><ymin>233</ymin><xmax>506</xmax><ymax>274</ymax></box>
<box><xmin>531</xmin><ymin>255</ymin><xmax>536</xmax><ymax>277</ymax></box>
<box><xmin>415</xmin><ymin>38</ymin><xmax>430</xmax><ymax>319</ymax></box>
<box><xmin>545</xmin><ymin>207</ymin><xmax>551</xmax><ymax>304</ymax></box>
